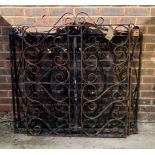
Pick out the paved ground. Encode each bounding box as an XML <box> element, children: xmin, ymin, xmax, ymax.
<box><xmin>0</xmin><ymin>122</ymin><xmax>155</xmax><ymax>149</ymax></box>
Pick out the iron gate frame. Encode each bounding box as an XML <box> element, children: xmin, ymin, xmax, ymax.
<box><xmin>9</xmin><ymin>12</ymin><xmax>143</xmax><ymax>137</ymax></box>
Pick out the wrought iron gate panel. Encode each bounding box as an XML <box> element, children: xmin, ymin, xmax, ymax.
<box><xmin>9</xmin><ymin>13</ymin><xmax>142</xmax><ymax>137</ymax></box>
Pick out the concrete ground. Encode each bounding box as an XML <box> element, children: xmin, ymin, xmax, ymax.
<box><xmin>0</xmin><ymin>122</ymin><xmax>155</xmax><ymax>149</ymax></box>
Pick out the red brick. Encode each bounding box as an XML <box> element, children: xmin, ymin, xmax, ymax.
<box><xmin>139</xmin><ymin>69</ymin><xmax>151</xmax><ymax>77</ymax></box>
<box><xmin>0</xmin><ymin>52</ymin><xmax>10</xmax><ymax>60</ymax></box>
<box><xmin>145</xmin><ymin>44</ymin><xmax>155</xmax><ymax>51</ymax></box>
<box><xmin>49</xmin><ymin>8</ymin><xmax>74</xmax><ymax>16</ymax></box>
<box><xmin>0</xmin><ymin>104</ymin><xmax>12</xmax><ymax>112</ymax></box>
<box><xmin>0</xmin><ymin>91</ymin><xmax>11</xmax><ymax>97</ymax></box>
<box><xmin>143</xmin><ymin>77</ymin><xmax>155</xmax><ymax>83</ymax></box>
<box><xmin>141</xmin><ymin>92</ymin><xmax>155</xmax><ymax>98</ymax></box>
<box><xmin>148</xmin><ymin>26</ymin><xmax>155</xmax><ymax>34</ymax></box>
<box><xmin>138</xmin><ymin>112</ymin><xmax>155</xmax><ymax>121</ymax></box>
<box><xmin>36</xmin><ymin>17</ymin><xmax>60</xmax><ymax>27</ymax></box>
<box><xmin>1</xmin><ymin>26</ymin><xmax>12</xmax><ymax>35</ymax></box>
<box><xmin>125</xmin><ymin>8</ymin><xmax>150</xmax><ymax>16</ymax></box>
<box><xmin>0</xmin><ymin>45</ymin><xmax>2</xmax><ymax>51</ymax></box>
<box><xmin>35</xmin><ymin>18</ymin><xmax>50</xmax><ymax>27</ymax></box>
<box><xmin>99</xmin><ymin>8</ymin><xmax>124</xmax><ymax>16</ymax></box>
<box><xmin>142</xmin><ymin>61</ymin><xmax>155</xmax><ymax>68</ymax></box>
<box><xmin>141</xmin><ymin>69</ymin><xmax>154</xmax><ymax>76</ymax></box>
<box><xmin>139</xmin><ymin>26</ymin><xmax>147</xmax><ymax>34</ymax></box>
<box><xmin>25</xmin><ymin>8</ymin><xmax>49</xmax><ymax>16</ymax></box>
<box><xmin>0</xmin><ymin>35</ymin><xmax>2</xmax><ymax>42</ymax></box>
<box><xmin>2</xmin><ymin>35</ymin><xmax>9</xmax><ymax>42</ymax></box>
<box><xmin>48</xmin><ymin>17</ymin><xmax>64</xmax><ymax>26</ymax></box>
<box><xmin>0</xmin><ymin>8</ymin><xmax>24</xmax><ymax>16</ymax></box>
<box><xmin>0</xmin><ymin>43</ymin><xmax>10</xmax><ymax>51</ymax></box>
<box><xmin>139</xmin><ymin>99</ymin><xmax>152</xmax><ymax>105</ymax></box>
<box><xmin>143</xmin><ymin>35</ymin><xmax>155</xmax><ymax>43</ymax></box>
<box><xmin>132</xmin><ymin>69</ymin><xmax>154</xmax><ymax>76</ymax></box>
<box><xmin>136</xmin><ymin>17</ymin><xmax>149</xmax><ymax>25</ymax></box>
<box><xmin>93</xmin><ymin>17</ymin><xmax>110</xmax><ymax>25</ymax></box>
<box><xmin>111</xmin><ymin>17</ymin><xmax>135</xmax><ymax>24</ymax></box>
<box><xmin>140</xmin><ymin>105</ymin><xmax>155</xmax><ymax>112</ymax></box>
<box><xmin>151</xmin><ymin>8</ymin><xmax>155</xmax><ymax>16</ymax></box>
<box><xmin>0</xmin><ymin>76</ymin><xmax>11</xmax><ymax>83</ymax></box>
<box><xmin>142</xmin><ymin>50</ymin><xmax>155</xmax><ymax>59</ymax></box>
<box><xmin>136</xmin><ymin>17</ymin><xmax>155</xmax><ymax>25</ymax></box>
<box><xmin>0</xmin><ymin>84</ymin><xmax>11</xmax><ymax>90</ymax></box>
<box><xmin>12</xmin><ymin>17</ymin><xmax>36</xmax><ymax>26</ymax></box>
<box><xmin>75</xmin><ymin>8</ymin><xmax>98</xmax><ymax>16</ymax></box>
<box><xmin>0</xmin><ymin>98</ymin><xmax>12</xmax><ymax>104</ymax></box>
<box><xmin>140</xmin><ymin>84</ymin><xmax>155</xmax><ymax>90</ymax></box>
<box><xmin>0</xmin><ymin>76</ymin><xmax>7</xmax><ymax>83</ymax></box>
<box><xmin>0</xmin><ymin>61</ymin><xmax>10</xmax><ymax>68</ymax></box>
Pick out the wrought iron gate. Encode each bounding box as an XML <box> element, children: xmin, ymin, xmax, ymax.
<box><xmin>9</xmin><ymin>12</ymin><xmax>142</xmax><ymax>137</ymax></box>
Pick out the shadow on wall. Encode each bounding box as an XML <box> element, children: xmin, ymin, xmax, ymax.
<box><xmin>0</xmin><ymin>16</ymin><xmax>12</xmax><ymax>113</ymax></box>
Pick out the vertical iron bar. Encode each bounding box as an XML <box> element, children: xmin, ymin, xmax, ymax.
<box><xmin>9</xmin><ymin>30</ymin><xmax>17</xmax><ymax>131</ymax></box>
<box><xmin>80</xmin><ymin>26</ymin><xmax>83</xmax><ymax>128</ymax></box>
<box><xmin>134</xmin><ymin>32</ymin><xmax>143</xmax><ymax>133</ymax></box>
<box><xmin>67</xmin><ymin>26</ymin><xmax>71</xmax><ymax>130</ymax></box>
<box><xmin>73</xmin><ymin>36</ymin><xmax>78</xmax><ymax>127</ymax></box>
<box><xmin>127</xmin><ymin>25</ymin><xmax>132</xmax><ymax>136</ymax></box>
<box><xmin>9</xmin><ymin>30</ymin><xmax>20</xmax><ymax>131</ymax></box>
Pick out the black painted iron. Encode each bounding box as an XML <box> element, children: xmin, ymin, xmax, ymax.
<box><xmin>9</xmin><ymin>12</ymin><xmax>142</xmax><ymax>137</ymax></box>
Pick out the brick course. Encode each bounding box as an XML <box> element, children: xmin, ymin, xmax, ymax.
<box><xmin>0</xmin><ymin>6</ymin><xmax>155</xmax><ymax>122</ymax></box>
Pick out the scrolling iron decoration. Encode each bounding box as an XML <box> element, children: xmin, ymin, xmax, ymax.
<box><xmin>9</xmin><ymin>12</ymin><xmax>142</xmax><ymax>137</ymax></box>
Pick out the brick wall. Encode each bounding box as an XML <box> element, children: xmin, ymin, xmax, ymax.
<box><xmin>0</xmin><ymin>5</ymin><xmax>155</xmax><ymax>122</ymax></box>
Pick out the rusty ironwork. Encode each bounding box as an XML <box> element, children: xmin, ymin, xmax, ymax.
<box><xmin>9</xmin><ymin>12</ymin><xmax>143</xmax><ymax>137</ymax></box>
